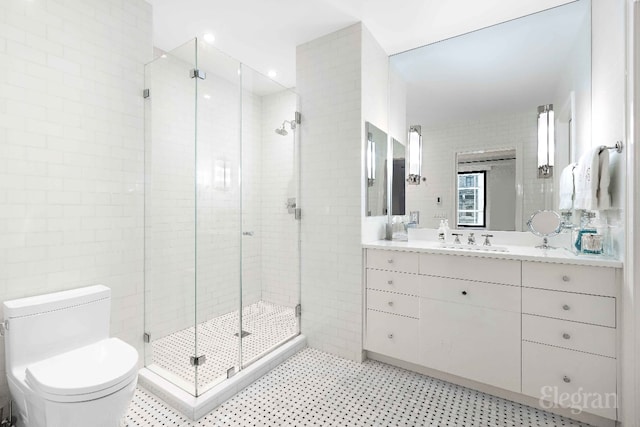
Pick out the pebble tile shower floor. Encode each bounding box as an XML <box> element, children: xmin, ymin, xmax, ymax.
<box><xmin>126</xmin><ymin>348</ymin><xmax>590</xmax><ymax>427</ymax></box>
<box><xmin>150</xmin><ymin>301</ymin><xmax>298</xmax><ymax>388</ymax></box>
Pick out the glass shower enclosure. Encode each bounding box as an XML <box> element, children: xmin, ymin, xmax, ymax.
<box><xmin>143</xmin><ymin>38</ymin><xmax>301</xmax><ymax>396</ymax></box>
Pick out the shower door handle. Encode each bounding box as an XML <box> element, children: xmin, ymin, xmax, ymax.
<box><xmin>242</xmin><ymin>231</ymin><xmax>254</xmax><ymax>236</ymax></box>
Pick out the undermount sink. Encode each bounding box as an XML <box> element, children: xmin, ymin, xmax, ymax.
<box><xmin>439</xmin><ymin>243</ymin><xmax>510</xmax><ymax>253</ymax></box>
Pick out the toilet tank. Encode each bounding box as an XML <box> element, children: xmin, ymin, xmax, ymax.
<box><xmin>3</xmin><ymin>285</ymin><xmax>111</xmax><ymax>371</ymax></box>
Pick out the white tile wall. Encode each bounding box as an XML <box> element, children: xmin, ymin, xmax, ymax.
<box><xmin>297</xmin><ymin>23</ymin><xmax>389</xmax><ymax>361</ymax></box>
<box><xmin>0</xmin><ymin>0</ymin><xmax>152</xmax><ymax>406</ymax></box>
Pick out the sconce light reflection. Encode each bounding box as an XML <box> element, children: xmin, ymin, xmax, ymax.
<box><xmin>367</xmin><ymin>132</ymin><xmax>376</xmax><ymax>187</ymax></box>
<box><xmin>537</xmin><ymin>104</ymin><xmax>554</xmax><ymax>178</ymax></box>
<box><xmin>408</xmin><ymin>125</ymin><xmax>422</xmax><ymax>185</ymax></box>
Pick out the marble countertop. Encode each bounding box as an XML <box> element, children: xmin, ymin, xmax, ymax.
<box><xmin>363</xmin><ymin>239</ymin><xmax>623</xmax><ymax>269</ymax></box>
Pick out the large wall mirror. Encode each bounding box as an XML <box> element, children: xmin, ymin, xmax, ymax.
<box><xmin>389</xmin><ymin>0</ymin><xmax>591</xmax><ymax>231</ymax></box>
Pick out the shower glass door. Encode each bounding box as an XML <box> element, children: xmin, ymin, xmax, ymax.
<box><xmin>194</xmin><ymin>41</ymin><xmax>243</xmax><ymax>394</ymax></box>
<box><xmin>143</xmin><ymin>39</ymin><xmax>198</xmax><ymax>394</ymax></box>
<box><xmin>239</xmin><ymin>65</ymin><xmax>301</xmax><ymax>369</ymax></box>
<box><xmin>144</xmin><ymin>38</ymin><xmax>301</xmax><ymax>398</ymax></box>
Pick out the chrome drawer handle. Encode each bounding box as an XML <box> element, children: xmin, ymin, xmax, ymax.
<box><xmin>562</xmin><ymin>275</ymin><xmax>570</xmax><ymax>282</ymax></box>
<box><xmin>563</xmin><ymin>376</ymin><xmax>571</xmax><ymax>383</ymax></box>
<box><xmin>387</xmin><ymin>259</ymin><xmax>394</xmax><ymax>264</ymax></box>
<box><xmin>562</xmin><ymin>333</ymin><xmax>571</xmax><ymax>340</ymax></box>
<box><xmin>388</xmin><ymin>333</ymin><xmax>394</xmax><ymax>339</ymax></box>
<box><xmin>562</xmin><ymin>304</ymin><xmax>570</xmax><ymax>311</ymax></box>
<box><xmin>387</xmin><ymin>280</ymin><xmax>393</xmax><ymax>285</ymax></box>
<box><xmin>388</xmin><ymin>301</ymin><xmax>394</xmax><ymax>307</ymax></box>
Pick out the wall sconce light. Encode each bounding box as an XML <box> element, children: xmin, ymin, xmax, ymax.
<box><xmin>537</xmin><ymin>104</ymin><xmax>554</xmax><ymax>178</ymax></box>
<box><xmin>367</xmin><ymin>132</ymin><xmax>376</xmax><ymax>187</ymax></box>
<box><xmin>408</xmin><ymin>125</ymin><xmax>422</xmax><ymax>184</ymax></box>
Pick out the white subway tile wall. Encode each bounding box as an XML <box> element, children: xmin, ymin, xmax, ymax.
<box><xmin>296</xmin><ymin>23</ymin><xmax>389</xmax><ymax>361</ymax></box>
<box><xmin>0</xmin><ymin>0</ymin><xmax>152</xmax><ymax>405</ymax></box>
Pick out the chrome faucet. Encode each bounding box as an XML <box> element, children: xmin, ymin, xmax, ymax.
<box><xmin>481</xmin><ymin>234</ymin><xmax>493</xmax><ymax>246</ymax></box>
<box><xmin>451</xmin><ymin>233</ymin><xmax>462</xmax><ymax>244</ymax></box>
<box><xmin>467</xmin><ymin>232</ymin><xmax>476</xmax><ymax>245</ymax></box>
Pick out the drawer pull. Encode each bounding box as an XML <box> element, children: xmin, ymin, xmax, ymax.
<box><xmin>387</xmin><ymin>333</ymin><xmax>394</xmax><ymax>339</ymax></box>
<box><xmin>388</xmin><ymin>301</ymin><xmax>394</xmax><ymax>307</ymax></box>
<box><xmin>387</xmin><ymin>280</ymin><xmax>393</xmax><ymax>285</ymax></box>
<box><xmin>461</xmin><ymin>291</ymin><xmax>468</xmax><ymax>296</ymax></box>
<box><xmin>563</xmin><ymin>376</ymin><xmax>571</xmax><ymax>383</ymax></box>
<box><xmin>387</xmin><ymin>259</ymin><xmax>394</xmax><ymax>264</ymax></box>
<box><xmin>562</xmin><ymin>275</ymin><xmax>570</xmax><ymax>282</ymax></box>
<box><xmin>562</xmin><ymin>304</ymin><xmax>570</xmax><ymax>311</ymax></box>
<box><xmin>562</xmin><ymin>333</ymin><xmax>571</xmax><ymax>340</ymax></box>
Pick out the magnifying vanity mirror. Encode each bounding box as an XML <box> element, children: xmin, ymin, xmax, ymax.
<box><xmin>527</xmin><ymin>210</ymin><xmax>563</xmax><ymax>249</ymax></box>
<box><xmin>389</xmin><ymin>0</ymin><xmax>591</xmax><ymax>230</ymax></box>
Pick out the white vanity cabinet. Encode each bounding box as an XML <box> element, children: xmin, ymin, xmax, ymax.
<box><xmin>521</xmin><ymin>261</ymin><xmax>619</xmax><ymax>420</ymax></box>
<box><xmin>418</xmin><ymin>256</ymin><xmax>522</xmax><ymax>393</ymax></box>
<box><xmin>364</xmin><ymin>246</ymin><xmax>622</xmax><ymax>422</ymax></box>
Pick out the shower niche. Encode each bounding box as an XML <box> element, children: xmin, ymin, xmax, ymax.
<box><xmin>141</xmin><ymin>38</ymin><xmax>302</xmax><ymax>415</ymax></box>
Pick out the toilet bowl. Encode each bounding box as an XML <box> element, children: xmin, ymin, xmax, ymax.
<box><xmin>3</xmin><ymin>285</ymin><xmax>139</xmax><ymax>427</ymax></box>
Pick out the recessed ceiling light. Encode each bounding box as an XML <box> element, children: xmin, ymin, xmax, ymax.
<box><xmin>268</xmin><ymin>70</ymin><xmax>277</xmax><ymax>78</ymax></box>
<box><xmin>203</xmin><ymin>33</ymin><xmax>216</xmax><ymax>44</ymax></box>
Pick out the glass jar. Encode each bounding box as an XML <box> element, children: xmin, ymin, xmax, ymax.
<box><xmin>572</xmin><ymin>211</ymin><xmax>608</xmax><ymax>256</ymax></box>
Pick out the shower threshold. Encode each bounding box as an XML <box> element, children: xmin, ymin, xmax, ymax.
<box><xmin>139</xmin><ymin>335</ymin><xmax>306</xmax><ymax>420</ymax></box>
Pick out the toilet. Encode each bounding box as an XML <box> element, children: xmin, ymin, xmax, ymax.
<box><xmin>3</xmin><ymin>285</ymin><xmax>138</xmax><ymax>427</ymax></box>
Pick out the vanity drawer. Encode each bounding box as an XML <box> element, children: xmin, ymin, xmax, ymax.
<box><xmin>522</xmin><ymin>314</ymin><xmax>616</xmax><ymax>358</ymax></box>
<box><xmin>522</xmin><ymin>341</ymin><xmax>617</xmax><ymax>420</ymax></box>
<box><xmin>366</xmin><ymin>269</ymin><xmax>420</xmax><ymax>296</ymax></box>
<box><xmin>367</xmin><ymin>289</ymin><xmax>419</xmax><ymax>318</ymax></box>
<box><xmin>366</xmin><ymin>310</ymin><xmax>419</xmax><ymax>363</ymax></box>
<box><xmin>420</xmin><ymin>297</ymin><xmax>521</xmax><ymax>393</ymax></box>
<box><xmin>522</xmin><ymin>288</ymin><xmax>616</xmax><ymax>327</ymax></box>
<box><xmin>420</xmin><ymin>276</ymin><xmax>520</xmax><ymax>313</ymax></box>
<box><xmin>419</xmin><ymin>253</ymin><xmax>520</xmax><ymax>285</ymax></box>
<box><xmin>367</xmin><ymin>249</ymin><xmax>419</xmax><ymax>274</ymax></box>
<box><xmin>522</xmin><ymin>261</ymin><xmax>616</xmax><ymax>297</ymax></box>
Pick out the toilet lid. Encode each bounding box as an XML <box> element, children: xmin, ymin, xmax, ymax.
<box><xmin>26</xmin><ymin>337</ymin><xmax>138</xmax><ymax>399</ymax></box>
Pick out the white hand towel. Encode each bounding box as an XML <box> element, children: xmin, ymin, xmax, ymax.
<box><xmin>574</xmin><ymin>147</ymin><xmax>600</xmax><ymax>211</ymax></box>
<box><xmin>597</xmin><ymin>148</ymin><xmax>611</xmax><ymax>210</ymax></box>
<box><xmin>558</xmin><ymin>163</ymin><xmax>576</xmax><ymax>211</ymax></box>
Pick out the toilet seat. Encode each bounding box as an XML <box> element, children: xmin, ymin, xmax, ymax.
<box><xmin>25</xmin><ymin>337</ymin><xmax>138</xmax><ymax>403</ymax></box>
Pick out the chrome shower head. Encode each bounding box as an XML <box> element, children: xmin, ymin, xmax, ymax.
<box><xmin>275</xmin><ymin>126</ymin><xmax>288</xmax><ymax>136</ymax></box>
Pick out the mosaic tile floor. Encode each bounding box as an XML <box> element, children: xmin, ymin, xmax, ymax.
<box><xmin>127</xmin><ymin>347</ymin><xmax>590</xmax><ymax>427</ymax></box>
<box><xmin>149</xmin><ymin>301</ymin><xmax>298</xmax><ymax>389</ymax></box>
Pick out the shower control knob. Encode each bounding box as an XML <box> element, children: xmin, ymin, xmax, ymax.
<box><xmin>563</xmin><ymin>333</ymin><xmax>571</xmax><ymax>340</ymax></box>
<box><xmin>562</xmin><ymin>275</ymin><xmax>570</xmax><ymax>282</ymax></box>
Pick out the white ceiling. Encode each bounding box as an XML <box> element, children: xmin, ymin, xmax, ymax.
<box><xmin>148</xmin><ymin>0</ymin><xmax>575</xmax><ymax>89</ymax></box>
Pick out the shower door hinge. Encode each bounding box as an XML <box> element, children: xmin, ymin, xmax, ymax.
<box><xmin>190</xmin><ymin>69</ymin><xmax>207</xmax><ymax>80</ymax></box>
<box><xmin>143</xmin><ymin>88</ymin><xmax>150</xmax><ymax>99</ymax></box>
<box><xmin>295</xmin><ymin>304</ymin><xmax>302</xmax><ymax>317</ymax></box>
<box><xmin>143</xmin><ymin>332</ymin><xmax>151</xmax><ymax>343</ymax></box>
<box><xmin>190</xmin><ymin>355</ymin><xmax>207</xmax><ymax>366</ymax></box>
<box><xmin>294</xmin><ymin>111</ymin><xmax>301</xmax><ymax>124</ymax></box>
<box><xmin>227</xmin><ymin>367</ymin><xmax>237</xmax><ymax>379</ymax></box>
<box><xmin>294</xmin><ymin>208</ymin><xmax>302</xmax><ymax>220</ymax></box>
